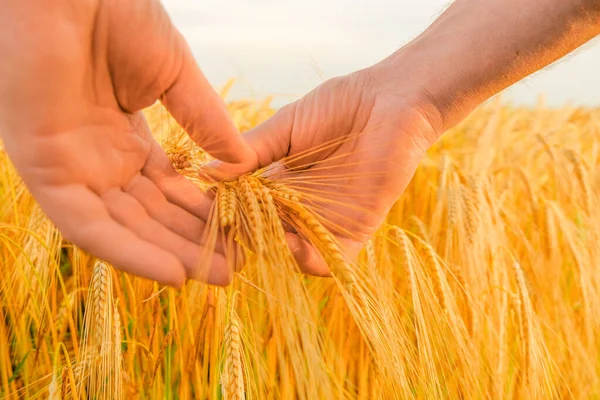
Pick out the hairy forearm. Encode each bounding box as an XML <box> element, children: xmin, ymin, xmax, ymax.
<box><xmin>380</xmin><ymin>0</ymin><xmax>600</xmax><ymax>135</ymax></box>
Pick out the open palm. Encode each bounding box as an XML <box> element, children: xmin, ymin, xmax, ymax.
<box><xmin>0</xmin><ymin>0</ymin><xmax>255</xmax><ymax>286</ymax></box>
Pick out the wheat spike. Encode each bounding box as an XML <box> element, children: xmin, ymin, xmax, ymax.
<box><xmin>77</xmin><ymin>260</ymin><xmax>122</xmax><ymax>399</ymax></box>
<box><xmin>563</xmin><ymin>148</ymin><xmax>591</xmax><ymax>213</ymax></box>
<box><xmin>217</xmin><ymin>184</ymin><xmax>238</xmax><ymax>228</ymax></box>
<box><xmin>151</xmin><ymin>330</ymin><xmax>174</xmax><ymax>384</ymax></box>
<box><xmin>263</xmin><ymin>179</ymin><xmax>301</xmax><ymax>202</ymax></box>
<box><xmin>461</xmin><ymin>176</ymin><xmax>481</xmax><ymax>243</ymax></box>
<box><xmin>389</xmin><ymin>226</ymin><xmax>412</xmax><ymax>301</ymax></box>
<box><xmin>91</xmin><ymin>262</ymin><xmax>111</xmax><ymax>350</ymax></box>
<box><xmin>235</xmin><ymin>177</ymin><xmax>265</xmax><ymax>254</ymax></box>
<box><xmin>447</xmin><ymin>187</ymin><xmax>459</xmax><ymax>230</ymax></box>
<box><xmin>421</xmin><ymin>243</ymin><xmax>449</xmax><ymax>313</ymax></box>
<box><xmin>54</xmin><ymin>292</ymin><xmax>76</xmax><ymax>341</ymax></box>
<box><xmin>536</xmin><ymin>133</ymin><xmax>556</xmax><ymax>162</ymax></box>
<box><xmin>167</xmin><ymin>151</ymin><xmax>191</xmax><ymax>171</ymax></box>
<box><xmin>223</xmin><ymin>309</ymin><xmax>244</xmax><ymax>400</ymax></box>
<box><xmin>390</xmin><ymin>227</ymin><xmax>411</xmax><ymax>271</ymax></box>
<box><xmin>8</xmin><ymin>205</ymin><xmax>59</xmax><ymax>323</ymax></box>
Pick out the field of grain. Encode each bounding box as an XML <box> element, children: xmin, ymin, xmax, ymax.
<box><xmin>1</xmin><ymin>86</ymin><xmax>600</xmax><ymax>399</ymax></box>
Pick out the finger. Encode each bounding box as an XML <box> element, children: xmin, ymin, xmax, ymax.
<box><xmin>36</xmin><ymin>184</ymin><xmax>186</xmax><ymax>287</ymax></box>
<box><xmin>286</xmin><ymin>232</ymin><xmax>366</xmax><ymax>278</ymax></box>
<box><xmin>200</xmin><ymin>102</ymin><xmax>298</xmax><ymax>181</ymax></box>
<box><xmin>101</xmin><ymin>187</ymin><xmax>227</xmax><ymax>283</ymax></box>
<box><xmin>125</xmin><ymin>174</ymin><xmax>205</xmax><ymax>243</ymax></box>
<box><xmin>126</xmin><ymin>173</ymin><xmax>226</xmax><ymax>254</ymax></box>
<box><xmin>143</xmin><ymin>140</ymin><xmax>213</xmax><ymax>220</ymax></box>
<box><xmin>161</xmin><ymin>33</ymin><xmax>257</xmax><ymax>169</ymax></box>
<box><xmin>285</xmin><ymin>232</ymin><xmax>331</xmax><ymax>277</ymax></box>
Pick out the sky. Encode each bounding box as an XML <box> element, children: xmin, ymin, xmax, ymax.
<box><xmin>162</xmin><ymin>0</ymin><xmax>600</xmax><ymax>108</ymax></box>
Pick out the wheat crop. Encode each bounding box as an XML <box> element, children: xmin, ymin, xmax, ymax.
<box><xmin>1</xmin><ymin>85</ymin><xmax>600</xmax><ymax>399</ymax></box>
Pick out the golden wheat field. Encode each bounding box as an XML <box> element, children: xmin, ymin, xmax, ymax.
<box><xmin>1</xmin><ymin>83</ymin><xmax>600</xmax><ymax>399</ymax></box>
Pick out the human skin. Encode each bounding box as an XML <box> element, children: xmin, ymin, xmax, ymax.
<box><xmin>0</xmin><ymin>0</ymin><xmax>256</xmax><ymax>287</ymax></box>
<box><xmin>1</xmin><ymin>0</ymin><xmax>599</xmax><ymax>285</ymax></box>
<box><xmin>209</xmin><ymin>0</ymin><xmax>600</xmax><ymax>275</ymax></box>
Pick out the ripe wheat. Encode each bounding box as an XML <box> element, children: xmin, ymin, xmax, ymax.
<box><xmin>1</xmin><ymin>90</ymin><xmax>599</xmax><ymax>399</ymax></box>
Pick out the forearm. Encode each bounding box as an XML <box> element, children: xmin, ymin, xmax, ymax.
<box><xmin>379</xmin><ymin>0</ymin><xmax>600</xmax><ymax>135</ymax></box>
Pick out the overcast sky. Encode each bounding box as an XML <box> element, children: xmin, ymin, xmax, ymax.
<box><xmin>163</xmin><ymin>0</ymin><xmax>600</xmax><ymax>107</ymax></box>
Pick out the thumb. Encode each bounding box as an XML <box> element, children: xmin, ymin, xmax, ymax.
<box><xmin>161</xmin><ymin>35</ymin><xmax>256</xmax><ymax>169</ymax></box>
<box><xmin>200</xmin><ymin>102</ymin><xmax>298</xmax><ymax>181</ymax></box>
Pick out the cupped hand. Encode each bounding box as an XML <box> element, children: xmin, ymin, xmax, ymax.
<box><xmin>206</xmin><ymin>65</ymin><xmax>443</xmax><ymax>276</ymax></box>
<box><xmin>0</xmin><ymin>0</ymin><xmax>255</xmax><ymax>286</ymax></box>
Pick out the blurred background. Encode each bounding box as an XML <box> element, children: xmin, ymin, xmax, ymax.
<box><xmin>163</xmin><ymin>0</ymin><xmax>600</xmax><ymax>107</ymax></box>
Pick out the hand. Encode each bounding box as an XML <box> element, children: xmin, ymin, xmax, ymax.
<box><xmin>205</xmin><ymin>64</ymin><xmax>442</xmax><ymax>275</ymax></box>
<box><xmin>203</xmin><ymin>0</ymin><xmax>600</xmax><ymax>276</ymax></box>
<box><xmin>0</xmin><ymin>0</ymin><xmax>255</xmax><ymax>286</ymax></box>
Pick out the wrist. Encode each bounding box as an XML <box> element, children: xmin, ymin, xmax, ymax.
<box><xmin>358</xmin><ymin>42</ymin><xmax>456</xmax><ymax>145</ymax></box>
<box><xmin>369</xmin><ymin>38</ymin><xmax>480</xmax><ymax>138</ymax></box>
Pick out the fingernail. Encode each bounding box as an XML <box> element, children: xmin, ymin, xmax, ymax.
<box><xmin>197</xmin><ymin>161</ymin><xmax>222</xmax><ymax>182</ymax></box>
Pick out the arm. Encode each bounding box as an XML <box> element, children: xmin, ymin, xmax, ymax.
<box><xmin>210</xmin><ymin>0</ymin><xmax>600</xmax><ymax>274</ymax></box>
<box><xmin>376</xmin><ymin>0</ymin><xmax>600</xmax><ymax>135</ymax></box>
